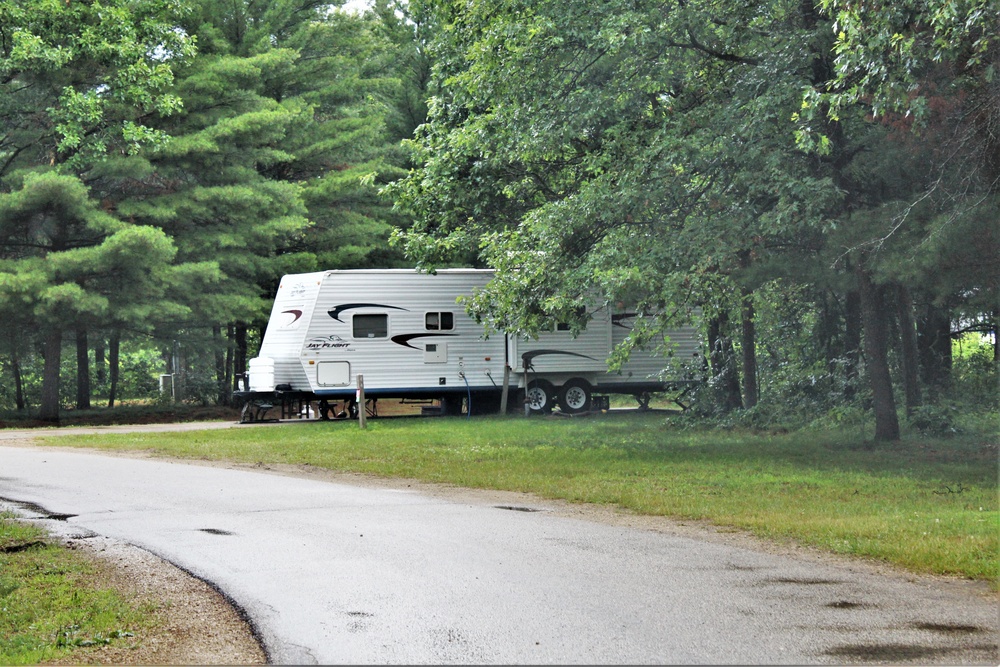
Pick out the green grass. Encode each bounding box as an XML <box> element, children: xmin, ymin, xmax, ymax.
<box><xmin>35</xmin><ymin>412</ymin><xmax>1000</xmax><ymax>585</ymax></box>
<box><xmin>0</xmin><ymin>513</ymin><xmax>157</xmax><ymax>664</ymax></box>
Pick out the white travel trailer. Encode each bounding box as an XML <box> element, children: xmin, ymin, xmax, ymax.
<box><xmin>235</xmin><ymin>269</ymin><xmax>703</xmax><ymax>421</ymax></box>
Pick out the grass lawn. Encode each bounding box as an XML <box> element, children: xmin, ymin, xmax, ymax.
<box><xmin>0</xmin><ymin>513</ymin><xmax>158</xmax><ymax>665</ymax></box>
<box><xmin>33</xmin><ymin>410</ymin><xmax>999</xmax><ymax>586</ymax></box>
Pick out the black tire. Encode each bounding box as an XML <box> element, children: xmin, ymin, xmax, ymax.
<box><xmin>524</xmin><ymin>379</ymin><xmax>556</xmax><ymax>414</ymax></box>
<box><xmin>558</xmin><ymin>378</ymin><xmax>593</xmax><ymax>414</ymax></box>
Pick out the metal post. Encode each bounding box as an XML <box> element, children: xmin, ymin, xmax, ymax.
<box><xmin>523</xmin><ymin>358</ymin><xmax>532</xmax><ymax>417</ymax></box>
<box><xmin>357</xmin><ymin>375</ymin><xmax>366</xmax><ymax>429</ymax></box>
<box><xmin>172</xmin><ymin>339</ymin><xmax>180</xmax><ymax>402</ymax></box>
<box><xmin>499</xmin><ymin>364</ymin><xmax>510</xmax><ymax>415</ymax></box>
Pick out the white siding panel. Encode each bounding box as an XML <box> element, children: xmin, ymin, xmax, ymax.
<box><xmin>604</xmin><ymin>312</ymin><xmax>703</xmax><ymax>387</ymax></box>
<box><xmin>297</xmin><ymin>269</ymin><xmax>505</xmax><ymax>394</ymax></box>
<box><xmin>509</xmin><ymin>309</ymin><xmax>610</xmax><ymax>374</ymax></box>
<box><xmin>257</xmin><ymin>271</ymin><xmax>326</xmax><ymax>391</ymax></box>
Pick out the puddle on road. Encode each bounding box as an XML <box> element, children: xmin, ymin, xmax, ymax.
<box><xmin>824</xmin><ymin>642</ymin><xmax>999</xmax><ymax>662</ymax></box>
<box><xmin>764</xmin><ymin>577</ymin><xmax>843</xmax><ymax>585</ymax></box>
<box><xmin>911</xmin><ymin>622</ymin><xmax>987</xmax><ymax>634</ymax></box>
<box><xmin>0</xmin><ymin>497</ymin><xmax>76</xmax><ymax>521</ymax></box>
<box><xmin>825</xmin><ymin>600</ymin><xmax>874</xmax><ymax>609</ymax></box>
<box><xmin>494</xmin><ymin>505</ymin><xmax>543</xmax><ymax>512</ymax></box>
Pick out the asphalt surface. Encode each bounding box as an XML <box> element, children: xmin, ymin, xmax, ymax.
<box><xmin>0</xmin><ymin>431</ymin><xmax>997</xmax><ymax>665</ymax></box>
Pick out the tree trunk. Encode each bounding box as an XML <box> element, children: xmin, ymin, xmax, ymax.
<box><xmin>857</xmin><ymin>266</ymin><xmax>900</xmax><ymax>441</ymax></box>
<box><xmin>39</xmin><ymin>329</ymin><xmax>62</xmax><ymax>422</ymax></box>
<box><xmin>818</xmin><ymin>292</ymin><xmax>837</xmax><ymax>368</ymax></box>
<box><xmin>94</xmin><ymin>336</ymin><xmax>106</xmax><ymax>385</ymax></box>
<box><xmin>171</xmin><ymin>340</ymin><xmax>183</xmax><ymax>402</ymax></box>
<box><xmin>894</xmin><ymin>284</ymin><xmax>921</xmax><ymax>416</ymax></box>
<box><xmin>917</xmin><ymin>302</ymin><xmax>952</xmax><ymax>395</ymax></box>
<box><xmin>234</xmin><ymin>323</ymin><xmax>248</xmax><ymax>391</ymax></box>
<box><xmin>226</xmin><ymin>323</ymin><xmax>235</xmax><ymax>392</ymax></box>
<box><xmin>214</xmin><ymin>325</ymin><xmax>228</xmax><ymax>406</ymax></box>
<box><xmin>707</xmin><ymin>312</ymin><xmax>743</xmax><ymax>412</ymax></box>
<box><xmin>737</xmin><ymin>252</ymin><xmax>759</xmax><ymax>409</ymax></box>
<box><xmin>107</xmin><ymin>330</ymin><xmax>120</xmax><ymax>408</ymax></box>
<box><xmin>12</xmin><ymin>350</ymin><xmax>25</xmax><ymax>411</ymax></box>
<box><xmin>843</xmin><ymin>289</ymin><xmax>862</xmax><ymax>400</ymax></box>
<box><xmin>740</xmin><ymin>287</ymin><xmax>758</xmax><ymax>409</ymax></box>
<box><xmin>994</xmin><ymin>310</ymin><xmax>999</xmax><ymax>363</ymax></box>
<box><xmin>75</xmin><ymin>325</ymin><xmax>91</xmax><ymax>410</ymax></box>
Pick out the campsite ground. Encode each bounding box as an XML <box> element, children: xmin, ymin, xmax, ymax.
<box><xmin>4</xmin><ymin>404</ymin><xmax>995</xmax><ymax>664</ymax></box>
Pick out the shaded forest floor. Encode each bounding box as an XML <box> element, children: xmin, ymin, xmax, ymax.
<box><xmin>0</xmin><ymin>404</ymin><xmax>240</xmax><ymax>430</ymax></box>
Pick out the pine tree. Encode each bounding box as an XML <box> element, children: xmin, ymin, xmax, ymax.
<box><xmin>113</xmin><ymin>0</ymin><xmax>409</xmax><ymax>399</ymax></box>
<box><xmin>0</xmin><ymin>0</ymin><xmax>194</xmax><ymax>420</ymax></box>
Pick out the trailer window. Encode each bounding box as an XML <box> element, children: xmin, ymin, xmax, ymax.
<box><xmin>425</xmin><ymin>312</ymin><xmax>454</xmax><ymax>331</ymax></box>
<box><xmin>353</xmin><ymin>314</ymin><xmax>388</xmax><ymax>338</ymax></box>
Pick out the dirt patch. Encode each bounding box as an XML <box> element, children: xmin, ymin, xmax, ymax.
<box><xmin>0</xmin><ymin>399</ymin><xmax>432</xmax><ymax>431</ymax></box>
<box><xmin>0</xmin><ymin>406</ymin><xmax>239</xmax><ymax>430</ymax></box>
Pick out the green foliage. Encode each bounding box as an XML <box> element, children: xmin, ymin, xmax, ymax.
<box><xmin>0</xmin><ymin>0</ymin><xmax>994</xmax><ymax>427</ymax></box>
<box><xmin>0</xmin><ymin>0</ymin><xmax>197</xmax><ymax>419</ymax></box>
<box><xmin>907</xmin><ymin>402</ymin><xmax>963</xmax><ymax>436</ymax></box>
<box><xmin>0</xmin><ymin>0</ymin><xmax>193</xmax><ymax>171</ymax></box>
<box><xmin>178</xmin><ymin>369</ymin><xmax>224</xmax><ymax>407</ymax></box>
<box><xmin>0</xmin><ymin>0</ymin><xmax>422</xmax><ymax>419</ymax></box>
<box><xmin>61</xmin><ymin>338</ymin><xmax>163</xmax><ymax>406</ymax></box>
<box><xmin>951</xmin><ymin>334</ymin><xmax>999</xmax><ymax>409</ymax></box>
<box><xmin>116</xmin><ymin>347</ymin><xmax>165</xmax><ymax>401</ymax></box>
<box><xmin>387</xmin><ymin>0</ymin><xmax>996</xmax><ymax>440</ymax></box>
<box><xmin>113</xmin><ymin>0</ymin><xmax>415</xmax><ymax>328</ymax></box>
<box><xmin>0</xmin><ymin>335</ymin><xmax>167</xmax><ymax>411</ymax></box>
<box><xmin>811</xmin><ymin>0</ymin><xmax>996</xmax><ymax>121</ymax></box>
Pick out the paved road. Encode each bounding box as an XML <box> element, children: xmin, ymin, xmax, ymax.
<box><xmin>1</xmin><ymin>440</ymin><xmax>996</xmax><ymax>664</ymax></box>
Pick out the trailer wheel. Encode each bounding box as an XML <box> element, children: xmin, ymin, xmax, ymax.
<box><xmin>558</xmin><ymin>378</ymin><xmax>593</xmax><ymax>414</ymax></box>
<box><xmin>524</xmin><ymin>379</ymin><xmax>556</xmax><ymax>414</ymax></box>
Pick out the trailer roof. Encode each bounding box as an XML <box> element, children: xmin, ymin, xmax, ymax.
<box><xmin>321</xmin><ymin>268</ymin><xmax>494</xmax><ymax>275</ymax></box>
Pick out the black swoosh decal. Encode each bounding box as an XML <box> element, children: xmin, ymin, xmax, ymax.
<box><xmin>282</xmin><ymin>309</ymin><xmax>303</xmax><ymax>324</ymax></box>
<box><xmin>328</xmin><ymin>303</ymin><xmax>408</xmax><ymax>322</ymax></box>
<box><xmin>391</xmin><ymin>333</ymin><xmax>459</xmax><ymax>349</ymax></box>
<box><xmin>611</xmin><ymin>313</ymin><xmax>637</xmax><ymax>328</ymax></box>
<box><xmin>521</xmin><ymin>349</ymin><xmax>596</xmax><ymax>370</ymax></box>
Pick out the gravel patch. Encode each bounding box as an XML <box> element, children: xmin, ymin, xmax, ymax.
<box><xmin>40</xmin><ymin>534</ymin><xmax>267</xmax><ymax>666</ymax></box>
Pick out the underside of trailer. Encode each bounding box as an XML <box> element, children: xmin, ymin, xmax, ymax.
<box><xmin>232</xmin><ymin>378</ymin><xmax>702</xmax><ymax>423</ymax></box>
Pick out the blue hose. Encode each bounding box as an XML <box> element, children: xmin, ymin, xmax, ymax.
<box><xmin>461</xmin><ymin>372</ymin><xmax>471</xmax><ymax>418</ymax></box>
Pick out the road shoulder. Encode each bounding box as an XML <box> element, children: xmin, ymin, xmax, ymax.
<box><xmin>39</xmin><ymin>533</ymin><xmax>267</xmax><ymax>665</ymax></box>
